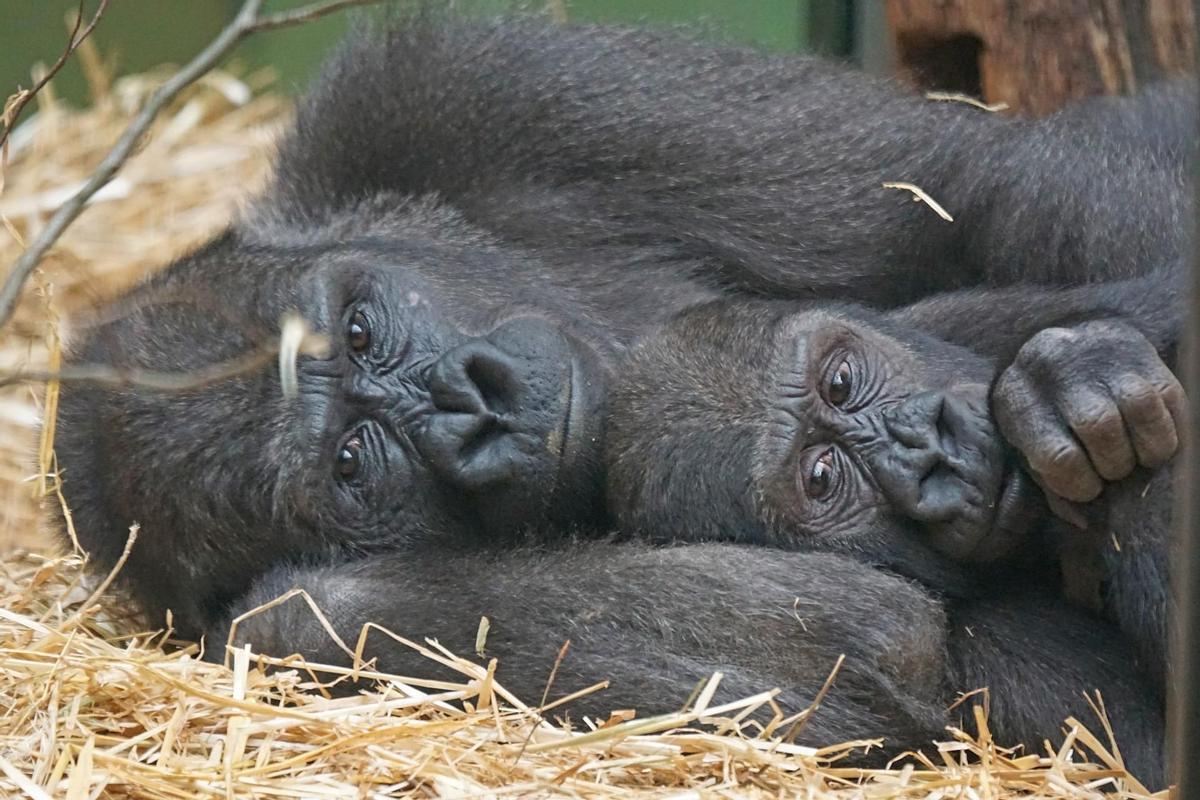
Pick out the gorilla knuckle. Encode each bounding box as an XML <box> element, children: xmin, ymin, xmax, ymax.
<box><xmin>1066</xmin><ymin>397</ymin><xmax>1120</xmax><ymax>435</ymax></box>
<box><xmin>992</xmin><ymin>370</ymin><xmax>1038</xmax><ymax>431</ymax></box>
<box><xmin>1134</xmin><ymin>424</ymin><xmax>1179</xmax><ymax>468</ymax></box>
<box><xmin>1033</xmin><ymin>442</ymin><xmax>1102</xmax><ymax>502</ymax></box>
<box><xmin>1117</xmin><ymin>378</ymin><xmax>1168</xmax><ymax>422</ymax></box>
<box><xmin>1018</xmin><ymin>326</ymin><xmax>1079</xmax><ymax>366</ymax></box>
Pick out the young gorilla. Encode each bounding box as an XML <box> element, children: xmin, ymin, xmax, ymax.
<box><xmin>52</xmin><ymin>13</ymin><xmax>1181</xmax><ymax>779</ymax></box>
<box><xmin>603</xmin><ymin>270</ymin><xmax>1183</xmax><ymax>778</ymax></box>
<box><xmin>607</xmin><ymin>270</ymin><xmax>1183</xmax><ymax>584</ymax></box>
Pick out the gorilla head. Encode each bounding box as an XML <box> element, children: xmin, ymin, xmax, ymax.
<box><xmin>605</xmin><ymin>299</ymin><xmax>1046</xmax><ymax>587</ymax></box>
<box><xmin>56</xmin><ymin>196</ymin><xmax>609</xmax><ymax>634</ymax></box>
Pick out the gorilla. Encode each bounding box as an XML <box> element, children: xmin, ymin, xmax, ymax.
<box><xmin>51</xmin><ymin>11</ymin><xmax>1185</xmax><ymax>778</ymax></box>
<box><xmin>603</xmin><ymin>271</ymin><xmax>1184</xmax><ymax>777</ymax></box>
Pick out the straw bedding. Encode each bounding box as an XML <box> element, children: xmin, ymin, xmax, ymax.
<box><xmin>0</xmin><ymin>66</ymin><xmax>1165</xmax><ymax>797</ymax></box>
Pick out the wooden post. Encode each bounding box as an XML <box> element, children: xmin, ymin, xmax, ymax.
<box><xmin>883</xmin><ymin>0</ymin><xmax>1195</xmax><ymax>115</ymax></box>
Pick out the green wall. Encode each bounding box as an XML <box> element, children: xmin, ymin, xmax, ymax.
<box><xmin>2</xmin><ymin>1</ymin><xmax>850</xmax><ymax>109</ymax></box>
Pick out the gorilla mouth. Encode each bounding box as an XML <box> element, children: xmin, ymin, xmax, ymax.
<box><xmin>556</xmin><ymin>352</ymin><xmax>604</xmax><ymax>470</ymax></box>
<box><xmin>556</xmin><ymin>358</ymin><xmax>582</xmax><ymax>460</ymax></box>
<box><xmin>975</xmin><ymin>467</ymin><xmax>1041</xmax><ymax>560</ymax></box>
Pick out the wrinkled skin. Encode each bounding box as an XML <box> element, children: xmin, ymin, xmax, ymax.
<box><xmin>607</xmin><ymin>300</ymin><xmax>1045</xmax><ymax>589</ymax></box>
<box><xmin>993</xmin><ymin>320</ymin><xmax>1184</xmax><ymax>505</ymax></box>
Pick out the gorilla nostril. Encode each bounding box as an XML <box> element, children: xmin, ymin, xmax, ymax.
<box><xmin>884</xmin><ymin>391</ymin><xmax>945</xmax><ymax>451</ymax></box>
<box><xmin>429</xmin><ymin>342</ymin><xmax>522</xmax><ymax>417</ymax></box>
<box><xmin>464</xmin><ymin>351</ymin><xmax>521</xmax><ymax>414</ymax></box>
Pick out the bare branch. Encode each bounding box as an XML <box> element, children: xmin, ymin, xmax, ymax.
<box><xmin>0</xmin><ymin>0</ymin><xmax>388</xmax><ymax>330</ymax></box>
<box><xmin>249</xmin><ymin>0</ymin><xmax>387</xmax><ymax>32</ymax></box>
<box><xmin>0</xmin><ymin>0</ymin><xmax>111</xmax><ymax>152</ymax></box>
<box><xmin>0</xmin><ymin>328</ymin><xmax>328</xmax><ymax>393</ymax></box>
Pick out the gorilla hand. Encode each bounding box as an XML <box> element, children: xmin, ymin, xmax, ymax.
<box><xmin>992</xmin><ymin>319</ymin><xmax>1185</xmax><ymax>506</ymax></box>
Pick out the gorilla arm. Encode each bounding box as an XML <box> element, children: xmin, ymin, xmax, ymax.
<box><xmin>889</xmin><ymin>268</ymin><xmax>1183</xmax><ymax>368</ymax></box>
<box><xmin>211</xmin><ymin>541</ymin><xmax>950</xmax><ymax>756</ymax></box>
<box><xmin>265</xmin><ymin>16</ymin><xmax>1191</xmax><ymax>306</ymax></box>
<box><xmin>212</xmin><ymin>538</ymin><xmax>1167</xmax><ymax>776</ymax></box>
<box><xmin>889</xmin><ymin>267</ymin><xmax>1185</xmax><ymax>505</ymax></box>
<box><xmin>895</xmin><ymin>272</ymin><xmax>1184</xmax><ymax>689</ymax></box>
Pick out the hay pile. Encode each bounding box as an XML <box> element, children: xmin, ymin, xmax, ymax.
<box><xmin>0</xmin><ymin>66</ymin><xmax>1165</xmax><ymax>797</ymax></box>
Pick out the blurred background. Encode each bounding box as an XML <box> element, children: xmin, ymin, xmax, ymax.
<box><xmin>2</xmin><ymin>1</ymin><xmax>1195</xmax><ymax>116</ymax></box>
<box><xmin>2</xmin><ymin>1</ymin><xmax>866</xmax><ymax>103</ymax></box>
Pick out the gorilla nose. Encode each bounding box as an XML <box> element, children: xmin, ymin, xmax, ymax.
<box><xmin>417</xmin><ymin>318</ymin><xmax>574</xmax><ymax>494</ymax></box>
<box><xmin>875</xmin><ymin>390</ymin><xmax>973</xmax><ymax>523</ymax></box>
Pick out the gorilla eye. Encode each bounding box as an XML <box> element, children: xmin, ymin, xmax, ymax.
<box><xmin>347</xmin><ymin>310</ymin><xmax>371</xmax><ymax>354</ymax></box>
<box><xmin>827</xmin><ymin>360</ymin><xmax>853</xmax><ymax>406</ymax></box>
<box><xmin>336</xmin><ymin>433</ymin><xmax>364</xmax><ymax>479</ymax></box>
<box><xmin>804</xmin><ymin>449</ymin><xmax>837</xmax><ymax>499</ymax></box>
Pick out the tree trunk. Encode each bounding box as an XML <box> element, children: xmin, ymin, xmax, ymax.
<box><xmin>883</xmin><ymin>0</ymin><xmax>1195</xmax><ymax>116</ymax></box>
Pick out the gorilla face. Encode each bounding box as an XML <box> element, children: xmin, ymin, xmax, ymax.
<box><xmin>606</xmin><ymin>300</ymin><xmax>1045</xmax><ymax>586</ymax></box>
<box><xmin>296</xmin><ymin>250</ymin><xmax>607</xmax><ymax>545</ymax></box>
<box><xmin>56</xmin><ymin>202</ymin><xmax>609</xmax><ymax>633</ymax></box>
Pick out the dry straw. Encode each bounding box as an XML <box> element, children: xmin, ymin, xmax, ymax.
<box><xmin>0</xmin><ymin>54</ymin><xmax>1167</xmax><ymax>799</ymax></box>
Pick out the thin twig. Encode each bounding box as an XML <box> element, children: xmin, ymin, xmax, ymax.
<box><xmin>0</xmin><ymin>329</ymin><xmax>328</xmax><ymax>393</ymax></box>
<box><xmin>0</xmin><ymin>0</ymin><xmax>388</xmax><ymax>329</ymax></box>
<box><xmin>0</xmin><ymin>0</ymin><xmax>111</xmax><ymax>152</ymax></box>
<box><xmin>514</xmin><ymin>639</ymin><xmax>572</xmax><ymax>765</ymax></box>
<box><xmin>882</xmin><ymin>181</ymin><xmax>955</xmax><ymax>222</ymax></box>
<box><xmin>250</xmin><ymin>0</ymin><xmax>388</xmax><ymax>32</ymax></box>
<box><xmin>925</xmin><ymin>90</ymin><xmax>1009</xmax><ymax>113</ymax></box>
<box><xmin>63</xmin><ymin>523</ymin><xmax>138</xmax><ymax>630</ymax></box>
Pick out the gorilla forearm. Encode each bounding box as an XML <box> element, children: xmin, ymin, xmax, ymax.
<box><xmin>211</xmin><ymin>542</ymin><xmax>950</xmax><ymax>752</ymax></box>
<box><xmin>266</xmin><ymin>15</ymin><xmax>1187</xmax><ymax>307</ymax></box>
<box><xmin>890</xmin><ymin>267</ymin><xmax>1183</xmax><ymax>367</ymax></box>
<box><xmin>214</xmin><ymin>541</ymin><xmax>1167</xmax><ymax>776</ymax></box>
<box><xmin>1081</xmin><ymin>465</ymin><xmax>1175</xmax><ymax>689</ymax></box>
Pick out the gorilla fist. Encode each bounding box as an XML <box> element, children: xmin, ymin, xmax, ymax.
<box><xmin>993</xmin><ymin>319</ymin><xmax>1185</xmax><ymax>506</ymax></box>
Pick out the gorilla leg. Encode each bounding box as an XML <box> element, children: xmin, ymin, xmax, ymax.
<box><xmin>213</xmin><ymin>541</ymin><xmax>949</xmax><ymax>756</ymax></box>
<box><xmin>948</xmin><ymin>593</ymin><xmax>1166</xmax><ymax>786</ymax></box>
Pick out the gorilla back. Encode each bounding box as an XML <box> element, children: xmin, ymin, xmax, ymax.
<box><xmin>54</xmin><ymin>12</ymin><xmax>1190</xmax><ymax>635</ymax></box>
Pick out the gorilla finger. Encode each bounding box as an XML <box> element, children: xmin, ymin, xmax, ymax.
<box><xmin>996</xmin><ymin>394</ymin><xmax>1103</xmax><ymax>503</ymax></box>
<box><xmin>1116</xmin><ymin>377</ymin><xmax>1179</xmax><ymax>468</ymax></box>
<box><xmin>1161</xmin><ymin>375</ymin><xmax>1188</xmax><ymax>443</ymax></box>
<box><xmin>1031</xmin><ymin>436</ymin><xmax>1105</xmax><ymax>503</ymax></box>
<box><xmin>1045</xmin><ymin>490</ymin><xmax>1089</xmax><ymax>530</ymax></box>
<box><xmin>993</xmin><ymin>367</ymin><xmax>1044</xmax><ymax>446</ymax></box>
<box><xmin>1062</xmin><ymin>389</ymin><xmax>1136</xmax><ymax>482</ymax></box>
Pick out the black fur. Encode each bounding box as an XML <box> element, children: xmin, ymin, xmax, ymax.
<box><xmin>215</xmin><ymin>538</ymin><xmax>1164</xmax><ymax>779</ymax></box>
<box><xmin>602</xmin><ymin>270</ymin><xmax>1185</xmax><ymax>783</ymax></box>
